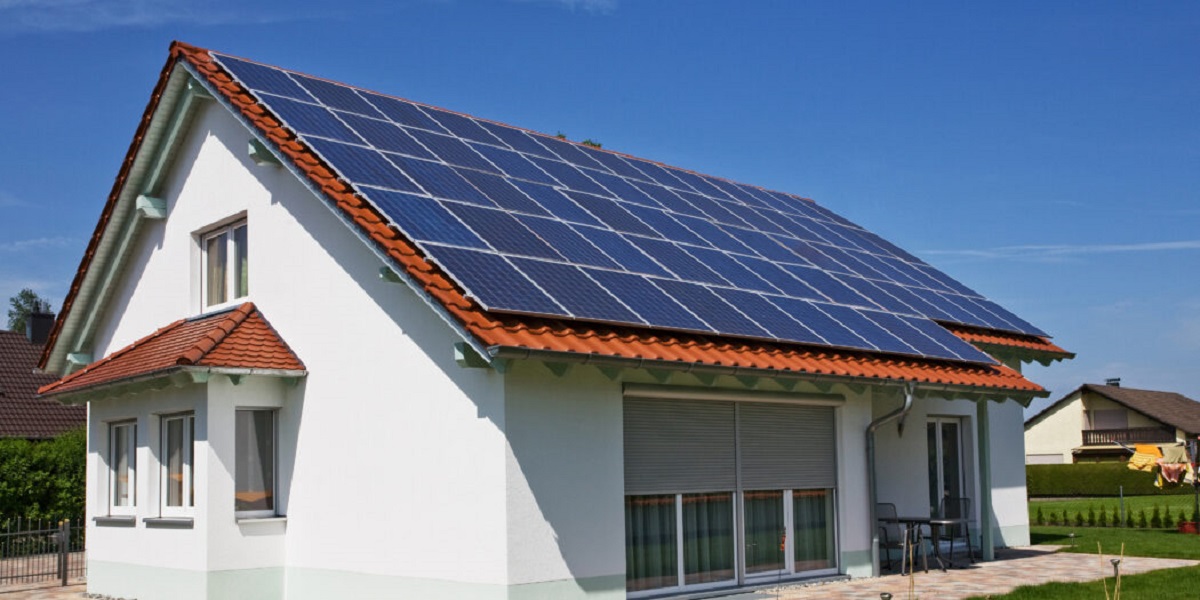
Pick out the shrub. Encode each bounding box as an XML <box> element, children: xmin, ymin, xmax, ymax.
<box><xmin>1151</xmin><ymin>505</ymin><xmax>1163</xmax><ymax>528</ymax></box>
<box><xmin>1027</xmin><ymin>463</ymin><xmax>1193</xmax><ymax>497</ymax></box>
<box><xmin>1074</xmin><ymin>511</ymin><xmax>1084</xmax><ymax>527</ymax></box>
<box><xmin>1087</xmin><ymin>505</ymin><xmax>1096</xmax><ymax>527</ymax></box>
<box><xmin>1036</xmin><ymin>507</ymin><xmax>1045</xmax><ymax>525</ymax></box>
<box><xmin>0</xmin><ymin>427</ymin><xmax>84</xmax><ymax>523</ymax></box>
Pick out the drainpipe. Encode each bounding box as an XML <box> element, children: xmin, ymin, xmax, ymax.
<box><xmin>866</xmin><ymin>381</ymin><xmax>915</xmax><ymax>576</ymax></box>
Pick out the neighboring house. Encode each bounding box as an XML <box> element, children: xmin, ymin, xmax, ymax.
<box><xmin>37</xmin><ymin>42</ymin><xmax>1072</xmax><ymax>600</ymax></box>
<box><xmin>0</xmin><ymin>313</ymin><xmax>85</xmax><ymax>439</ymax></box>
<box><xmin>1025</xmin><ymin>381</ymin><xmax>1200</xmax><ymax>464</ymax></box>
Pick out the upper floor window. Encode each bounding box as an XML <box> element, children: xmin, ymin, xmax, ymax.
<box><xmin>203</xmin><ymin>220</ymin><xmax>248</xmax><ymax>307</ymax></box>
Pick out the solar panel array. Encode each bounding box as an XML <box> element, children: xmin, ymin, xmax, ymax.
<box><xmin>211</xmin><ymin>52</ymin><xmax>1048</xmax><ymax>365</ymax></box>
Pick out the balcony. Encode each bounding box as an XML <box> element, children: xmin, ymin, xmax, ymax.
<box><xmin>1082</xmin><ymin>427</ymin><xmax>1175</xmax><ymax>446</ymax></box>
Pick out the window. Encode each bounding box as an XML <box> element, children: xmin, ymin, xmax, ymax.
<box><xmin>235</xmin><ymin>409</ymin><xmax>275</xmax><ymax>517</ymax></box>
<box><xmin>109</xmin><ymin>421</ymin><xmax>137</xmax><ymax>514</ymax></box>
<box><xmin>202</xmin><ymin>220</ymin><xmax>248</xmax><ymax>307</ymax></box>
<box><xmin>161</xmin><ymin>413</ymin><xmax>195</xmax><ymax>515</ymax></box>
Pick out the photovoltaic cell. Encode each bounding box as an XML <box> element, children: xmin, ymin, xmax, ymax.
<box><xmin>510</xmin><ymin>181</ymin><xmax>603</xmax><ymax>227</ymax></box>
<box><xmin>293</xmin><ymin>75</ymin><xmax>382</xmax><ymax>117</ymax></box>
<box><xmin>426</xmin><ymin>246</ymin><xmax>562</xmax><ymax>314</ymax></box>
<box><xmin>516</xmin><ymin>215</ymin><xmax>620</xmax><ymax>269</ymax></box>
<box><xmin>391</xmin><ymin>156</ymin><xmax>494</xmax><ymax>207</ymax></box>
<box><xmin>652</xmin><ymin>280</ymin><xmax>769</xmax><ymax>339</ymax></box>
<box><xmin>711</xmin><ymin>289</ymin><xmax>825</xmax><ymax>344</ymax></box>
<box><xmin>262</xmin><ymin>96</ymin><xmax>362</xmax><ymax>143</ymax></box>
<box><xmin>468</xmin><ymin>143</ymin><xmax>558</xmax><ymax>186</ymax></box>
<box><xmin>307</xmin><ymin>139</ymin><xmax>420</xmax><ymax>193</ymax></box>
<box><xmin>364</xmin><ymin>188</ymin><xmax>487</xmax><ymax>249</ymax></box>
<box><xmin>216</xmin><ymin>56</ymin><xmax>313</xmax><ymax>100</ymax></box>
<box><xmin>454</xmin><ymin>168</ymin><xmax>549</xmax><ymax>215</ymax></box>
<box><xmin>566</xmin><ymin>193</ymin><xmax>659</xmax><ymax>237</ymax></box>
<box><xmin>442</xmin><ymin>203</ymin><xmax>563</xmax><ymax>260</ymax></box>
<box><xmin>627</xmin><ymin>237</ymin><xmax>726</xmax><ymax>285</ymax></box>
<box><xmin>527</xmin><ymin>157</ymin><xmax>610</xmax><ymax>197</ymax></box>
<box><xmin>475</xmin><ymin>122</ymin><xmax>558</xmax><ymax>158</ymax></box>
<box><xmin>339</xmin><ymin>112</ymin><xmax>436</xmax><ymax>160</ymax></box>
<box><xmin>509</xmin><ymin>258</ymin><xmax>641</xmax><ymax>324</ymax></box>
<box><xmin>360</xmin><ymin>93</ymin><xmax>449</xmax><ymax>133</ymax></box>
<box><xmin>423</xmin><ymin>109</ymin><xmax>503</xmax><ymax>145</ymax></box>
<box><xmin>406</xmin><ymin>128</ymin><xmax>498</xmax><ymax>173</ymax></box>
<box><xmin>216</xmin><ymin>50</ymin><xmax>1050</xmax><ymax>357</ymax></box>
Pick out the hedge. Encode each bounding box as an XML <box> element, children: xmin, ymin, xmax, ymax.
<box><xmin>1027</xmin><ymin>462</ymin><xmax>1195</xmax><ymax>497</ymax></box>
<box><xmin>0</xmin><ymin>427</ymin><xmax>85</xmax><ymax>523</ymax></box>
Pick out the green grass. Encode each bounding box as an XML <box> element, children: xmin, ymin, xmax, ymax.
<box><xmin>1032</xmin><ymin>525</ymin><xmax>1200</xmax><ymax>559</ymax></box>
<box><xmin>1030</xmin><ymin>495</ymin><xmax>1200</xmax><ymax>526</ymax></box>
<box><xmin>965</xmin><ymin>564</ymin><xmax>1200</xmax><ymax>599</ymax></box>
<box><xmin>963</xmin><ymin>526</ymin><xmax>1200</xmax><ymax>599</ymax></box>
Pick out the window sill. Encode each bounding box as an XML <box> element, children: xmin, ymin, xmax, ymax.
<box><xmin>236</xmin><ymin>516</ymin><xmax>287</xmax><ymax>526</ymax></box>
<box><xmin>93</xmin><ymin>515</ymin><xmax>136</xmax><ymax>527</ymax></box>
<box><xmin>144</xmin><ymin>517</ymin><xmax>194</xmax><ymax>529</ymax></box>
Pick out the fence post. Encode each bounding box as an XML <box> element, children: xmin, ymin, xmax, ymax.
<box><xmin>58</xmin><ymin>519</ymin><xmax>69</xmax><ymax>586</ymax></box>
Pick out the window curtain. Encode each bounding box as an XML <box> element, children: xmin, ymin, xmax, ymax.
<box><xmin>234</xmin><ymin>224</ymin><xmax>249</xmax><ymax>298</ymax></box>
<box><xmin>624</xmin><ymin>495</ymin><xmax>676</xmax><ymax>592</ymax></box>
<box><xmin>235</xmin><ymin>410</ymin><xmax>274</xmax><ymax>512</ymax></box>
<box><xmin>743</xmin><ymin>490</ymin><xmax>784</xmax><ymax>573</ymax></box>
<box><xmin>683</xmin><ymin>492</ymin><xmax>734</xmax><ymax>585</ymax></box>
<box><xmin>206</xmin><ymin>232</ymin><xmax>227</xmax><ymax>306</ymax></box>
<box><xmin>793</xmin><ymin>489</ymin><xmax>834</xmax><ymax>571</ymax></box>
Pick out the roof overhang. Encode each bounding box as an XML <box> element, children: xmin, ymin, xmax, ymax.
<box><xmin>41</xmin><ymin>60</ymin><xmax>215</xmax><ymax>375</ymax></box>
<box><xmin>43</xmin><ymin>365</ymin><xmax>306</xmax><ymax>405</ymax></box>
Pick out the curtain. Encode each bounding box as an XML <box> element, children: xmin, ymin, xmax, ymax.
<box><xmin>234</xmin><ymin>224</ymin><xmax>249</xmax><ymax>298</ymax></box>
<box><xmin>205</xmin><ymin>232</ymin><xmax>227</xmax><ymax>306</ymax></box>
<box><xmin>625</xmin><ymin>495</ymin><xmax>677</xmax><ymax>592</ymax></box>
<box><xmin>793</xmin><ymin>489</ymin><xmax>834</xmax><ymax>571</ymax></box>
<box><xmin>235</xmin><ymin>410</ymin><xmax>274</xmax><ymax>512</ymax></box>
<box><xmin>683</xmin><ymin>492</ymin><xmax>734</xmax><ymax>585</ymax></box>
<box><xmin>743</xmin><ymin>490</ymin><xmax>784</xmax><ymax>573</ymax></box>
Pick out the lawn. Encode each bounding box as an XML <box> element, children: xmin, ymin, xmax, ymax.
<box><xmin>961</xmin><ymin>525</ymin><xmax>1200</xmax><ymax>599</ymax></box>
<box><xmin>1030</xmin><ymin>494</ymin><xmax>1200</xmax><ymax>526</ymax></box>
<box><xmin>966</xmin><ymin>564</ymin><xmax>1200</xmax><ymax>599</ymax></box>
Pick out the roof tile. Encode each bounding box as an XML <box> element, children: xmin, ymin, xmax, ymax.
<box><xmin>40</xmin><ymin>303</ymin><xmax>304</xmax><ymax>398</ymax></box>
<box><xmin>0</xmin><ymin>331</ymin><xmax>85</xmax><ymax>438</ymax></box>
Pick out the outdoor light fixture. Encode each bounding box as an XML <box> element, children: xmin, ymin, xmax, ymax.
<box><xmin>881</xmin><ymin>593</ymin><xmax>893</xmax><ymax>600</ymax></box>
<box><xmin>1110</xmin><ymin>558</ymin><xmax>1121</xmax><ymax>579</ymax></box>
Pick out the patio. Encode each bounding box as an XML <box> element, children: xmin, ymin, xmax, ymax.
<box><xmin>720</xmin><ymin>546</ymin><xmax>1198</xmax><ymax>600</ymax></box>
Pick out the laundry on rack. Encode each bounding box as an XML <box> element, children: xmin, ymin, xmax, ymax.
<box><xmin>1160</xmin><ymin>444</ymin><xmax>1190</xmax><ymax>465</ymax></box>
<box><xmin>1128</xmin><ymin>444</ymin><xmax>1163</xmax><ymax>472</ymax></box>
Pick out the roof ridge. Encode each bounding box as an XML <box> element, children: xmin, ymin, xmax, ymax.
<box><xmin>177</xmin><ymin>302</ymin><xmax>256</xmax><ymax>366</ymax></box>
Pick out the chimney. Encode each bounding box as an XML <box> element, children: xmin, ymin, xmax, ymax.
<box><xmin>26</xmin><ymin>312</ymin><xmax>55</xmax><ymax>346</ymax></box>
<box><xmin>1105</xmin><ymin>377</ymin><xmax>1121</xmax><ymax>387</ymax></box>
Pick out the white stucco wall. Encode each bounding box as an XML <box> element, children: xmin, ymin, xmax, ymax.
<box><xmin>82</xmin><ymin>94</ymin><xmax>511</xmax><ymax>599</ymax></box>
<box><xmin>1024</xmin><ymin>393</ymin><xmax>1084</xmax><ymax>464</ymax></box>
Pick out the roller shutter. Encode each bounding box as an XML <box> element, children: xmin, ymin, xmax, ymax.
<box><xmin>623</xmin><ymin>398</ymin><xmax>736</xmax><ymax>494</ymax></box>
<box><xmin>739</xmin><ymin>402</ymin><xmax>836</xmax><ymax>489</ymax></box>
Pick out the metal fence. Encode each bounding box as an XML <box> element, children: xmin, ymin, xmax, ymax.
<box><xmin>0</xmin><ymin>517</ymin><xmax>85</xmax><ymax>587</ymax></box>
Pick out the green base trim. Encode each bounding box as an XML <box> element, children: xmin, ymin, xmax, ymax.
<box><xmin>840</xmin><ymin>549</ymin><xmax>873</xmax><ymax>578</ymax></box>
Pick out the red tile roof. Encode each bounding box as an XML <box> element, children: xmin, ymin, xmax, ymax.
<box><xmin>0</xmin><ymin>331</ymin><xmax>84</xmax><ymax>438</ymax></box>
<box><xmin>40</xmin><ymin>41</ymin><xmax>1060</xmax><ymax>399</ymax></box>
<box><xmin>40</xmin><ymin>303</ymin><xmax>304</xmax><ymax>398</ymax></box>
<box><xmin>941</xmin><ymin>325</ymin><xmax>1073</xmax><ymax>360</ymax></box>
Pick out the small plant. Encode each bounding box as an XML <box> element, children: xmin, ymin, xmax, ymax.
<box><xmin>1150</xmin><ymin>505</ymin><xmax>1162</xmax><ymax>529</ymax></box>
<box><xmin>581</xmin><ymin>139</ymin><xmax>602</xmax><ymax>148</ymax></box>
<box><xmin>1100</xmin><ymin>505</ymin><xmax>1110</xmax><ymax>528</ymax></box>
<box><xmin>1075</xmin><ymin>511</ymin><xmax>1085</xmax><ymax>527</ymax></box>
<box><xmin>1036</xmin><ymin>506</ymin><xmax>1045</xmax><ymax>526</ymax></box>
<box><xmin>555</xmin><ymin>131</ymin><xmax>567</xmax><ymax>140</ymax></box>
<box><xmin>1137</xmin><ymin>508</ymin><xmax>1149</xmax><ymax>528</ymax></box>
<box><xmin>1087</xmin><ymin>505</ymin><xmax>1097</xmax><ymax>527</ymax></box>
<box><xmin>1165</xmin><ymin>506</ymin><xmax>1175</xmax><ymax>529</ymax></box>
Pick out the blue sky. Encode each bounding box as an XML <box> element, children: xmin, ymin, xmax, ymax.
<box><xmin>0</xmin><ymin>1</ymin><xmax>1196</xmax><ymax>414</ymax></box>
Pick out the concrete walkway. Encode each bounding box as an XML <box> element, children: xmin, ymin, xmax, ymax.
<box><xmin>724</xmin><ymin>546</ymin><xmax>1198</xmax><ymax>600</ymax></box>
<box><xmin>0</xmin><ymin>547</ymin><xmax>1195</xmax><ymax>599</ymax></box>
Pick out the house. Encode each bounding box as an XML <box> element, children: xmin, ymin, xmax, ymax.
<box><xmin>37</xmin><ymin>42</ymin><xmax>1072</xmax><ymax>600</ymax></box>
<box><xmin>1025</xmin><ymin>381</ymin><xmax>1200</xmax><ymax>464</ymax></box>
<box><xmin>0</xmin><ymin>312</ymin><xmax>84</xmax><ymax>439</ymax></box>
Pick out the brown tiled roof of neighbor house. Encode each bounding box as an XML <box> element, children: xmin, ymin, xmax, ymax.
<box><xmin>40</xmin><ymin>303</ymin><xmax>305</xmax><ymax>398</ymax></box>
<box><xmin>38</xmin><ymin>42</ymin><xmax>1063</xmax><ymax>399</ymax></box>
<box><xmin>1082</xmin><ymin>384</ymin><xmax>1200</xmax><ymax>435</ymax></box>
<box><xmin>0</xmin><ymin>330</ymin><xmax>84</xmax><ymax>438</ymax></box>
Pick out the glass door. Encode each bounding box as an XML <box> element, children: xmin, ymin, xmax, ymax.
<box><xmin>743</xmin><ymin>490</ymin><xmax>786</xmax><ymax>575</ymax></box>
<box><xmin>927</xmin><ymin>418</ymin><xmax>964</xmax><ymax>515</ymax></box>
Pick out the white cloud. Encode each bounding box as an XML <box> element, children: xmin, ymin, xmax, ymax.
<box><xmin>510</xmin><ymin>0</ymin><xmax>617</xmax><ymax>14</ymax></box>
<box><xmin>0</xmin><ymin>237</ymin><xmax>76</xmax><ymax>252</ymax></box>
<box><xmin>0</xmin><ymin>0</ymin><xmax>316</xmax><ymax>33</ymax></box>
<box><xmin>0</xmin><ymin>191</ymin><xmax>26</xmax><ymax>208</ymax></box>
<box><xmin>924</xmin><ymin>240</ymin><xmax>1200</xmax><ymax>262</ymax></box>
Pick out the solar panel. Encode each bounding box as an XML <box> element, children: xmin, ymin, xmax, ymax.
<box><xmin>214</xmin><ymin>51</ymin><xmax>1052</xmax><ymax>366</ymax></box>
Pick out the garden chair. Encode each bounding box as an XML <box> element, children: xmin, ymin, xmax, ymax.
<box><xmin>938</xmin><ymin>496</ymin><xmax>976</xmax><ymax>564</ymax></box>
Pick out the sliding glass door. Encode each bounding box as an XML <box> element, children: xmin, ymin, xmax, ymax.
<box><xmin>927</xmin><ymin>418</ymin><xmax>965</xmax><ymax>515</ymax></box>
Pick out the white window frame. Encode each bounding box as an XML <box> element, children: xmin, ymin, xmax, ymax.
<box><xmin>201</xmin><ymin>219</ymin><xmax>248</xmax><ymax>309</ymax></box>
<box><xmin>109</xmin><ymin>421</ymin><xmax>137</xmax><ymax>516</ymax></box>
<box><xmin>160</xmin><ymin>413</ymin><xmax>195</xmax><ymax>517</ymax></box>
<box><xmin>234</xmin><ymin>408</ymin><xmax>277</xmax><ymax>519</ymax></box>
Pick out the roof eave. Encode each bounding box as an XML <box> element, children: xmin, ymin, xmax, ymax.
<box><xmin>486</xmin><ymin>345</ymin><xmax>1047</xmax><ymax>406</ymax></box>
<box><xmin>41</xmin><ymin>365</ymin><xmax>307</xmax><ymax>405</ymax></box>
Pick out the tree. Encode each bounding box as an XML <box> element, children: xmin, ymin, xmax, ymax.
<box><xmin>6</xmin><ymin>288</ymin><xmax>52</xmax><ymax>333</ymax></box>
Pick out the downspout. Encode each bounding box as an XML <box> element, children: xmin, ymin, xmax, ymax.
<box><xmin>866</xmin><ymin>381</ymin><xmax>915</xmax><ymax>576</ymax></box>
